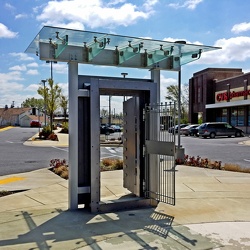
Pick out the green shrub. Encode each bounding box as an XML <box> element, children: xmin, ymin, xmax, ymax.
<box><xmin>60</xmin><ymin>122</ymin><xmax>69</xmax><ymax>133</ymax></box>
<box><xmin>181</xmin><ymin>155</ymin><xmax>249</xmax><ymax>173</ymax></box>
<box><xmin>39</xmin><ymin>126</ymin><xmax>51</xmax><ymax>139</ymax></box>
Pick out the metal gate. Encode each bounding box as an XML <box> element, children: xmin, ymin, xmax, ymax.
<box><xmin>144</xmin><ymin>103</ymin><xmax>176</xmax><ymax>205</ymax></box>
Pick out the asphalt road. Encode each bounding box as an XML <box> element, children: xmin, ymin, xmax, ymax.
<box><xmin>0</xmin><ymin>127</ymin><xmax>68</xmax><ymax>176</ymax></box>
<box><xmin>0</xmin><ymin>127</ymin><xmax>249</xmax><ymax>176</ymax></box>
<box><xmin>180</xmin><ymin>134</ymin><xmax>250</xmax><ymax>169</ymax></box>
<box><xmin>0</xmin><ymin>127</ymin><xmax>123</xmax><ymax>176</ymax></box>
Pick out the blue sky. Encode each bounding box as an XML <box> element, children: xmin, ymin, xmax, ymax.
<box><xmin>1</xmin><ymin>0</ymin><xmax>250</xmax><ymax>113</ymax></box>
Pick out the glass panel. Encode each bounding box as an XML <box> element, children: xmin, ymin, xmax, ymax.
<box><xmin>25</xmin><ymin>26</ymin><xmax>221</xmax><ymax>68</ymax></box>
<box><xmin>230</xmin><ymin>107</ymin><xmax>237</xmax><ymax>126</ymax></box>
<box><xmin>238</xmin><ymin>107</ymin><xmax>244</xmax><ymax>126</ymax></box>
<box><xmin>216</xmin><ymin>108</ymin><xmax>227</xmax><ymax>122</ymax></box>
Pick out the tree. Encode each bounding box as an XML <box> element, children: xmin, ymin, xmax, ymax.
<box><xmin>37</xmin><ymin>79</ymin><xmax>62</xmax><ymax>132</ymax></box>
<box><xmin>22</xmin><ymin>97</ymin><xmax>44</xmax><ymax>110</ymax></box>
<box><xmin>165</xmin><ymin>84</ymin><xmax>189</xmax><ymax>123</ymax></box>
<box><xmin>100</xmin><ymin>108</ymin><xmax>108</xmax><ymax>118</ymax></box>
<box><xmin>59</xmin><ymin>95</ymin><xmax>68</xmax><ymax>122</ymax></box>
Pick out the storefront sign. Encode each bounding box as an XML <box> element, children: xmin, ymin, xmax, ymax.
<box><xmin>216</xmin><ymin>89</ymin><xmax>250</xmax><ymax>102</ymax></box>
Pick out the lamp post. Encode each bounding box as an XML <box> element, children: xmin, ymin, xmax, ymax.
<box><xmin>177</xmin><ymin>69</ymin><xmax>181</xmax><ymax>149</ymax></box>
<box><xmin>46</xmin><ymin>60</ymin><xmax>57</xmax><ymax>80</ymax></box>
<box><xmin>108</xmin><ymin>96</ymin><xmax>112</xmax><ymax>126</ymax></box>
<box><xmin>41</xmin><ymin>79</ymin><xmax>47</xmax><ymax>127</ymax></box>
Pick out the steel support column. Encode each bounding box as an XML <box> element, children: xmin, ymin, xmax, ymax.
<box><xmin>151</xmin><ymin>69</ymin><xmax>160</xmax><ymax>104</ymax></box>
<box><xmin>68</xmin><ymin>62</ymin><xmax>78</xmax><ymax>210</ymax></box>
<box><xmin>149</xmin><ymin>69</ymin><xmax>161</xmax><ymax>205</ymax></box>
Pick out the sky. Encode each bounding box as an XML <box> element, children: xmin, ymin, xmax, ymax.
<box><xmin>1</xmin><ymin>0</ymin><xmax>250</xmax><ymax>114</ymax></box>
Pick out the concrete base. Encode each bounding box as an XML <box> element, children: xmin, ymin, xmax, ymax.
<box><xmin>175</xmin><ymin>147</ymin><xmax>185</xmax><ymax>162</ymax></box>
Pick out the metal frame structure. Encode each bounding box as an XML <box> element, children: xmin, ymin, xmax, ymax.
<box><xmin>25</xmin><ymin>26</ymin><xmax>221</xmax><ymax>212</ymax></box>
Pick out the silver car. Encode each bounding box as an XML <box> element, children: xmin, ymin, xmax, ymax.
<box><xmin>198</xmin><ymin>122</ymin><xmax>244</xmax><ymax>138</ymax></box>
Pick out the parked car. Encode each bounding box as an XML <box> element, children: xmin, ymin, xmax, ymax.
<box><xmin>168</xmin><ymin>124</ymin><xmax>189</xmax><ymax>133</ymax></box>
<box><xmin>189</xmin><ymin>125</ymin><xmax>201</xmax><ymax>136</ymax></box>
<box><xmin>30</xmin><ymin>120</ymin><xmax>41</xmax><ymax>127</ymax></box>
<box><xmin>180</xmin><ymin>124</ymin><xmax>199</xmax><ymax>136</ymax></box>
<box><xmin>110</xmin><ymin>125</ymin><xmax>122</xmax><ymax>132</ymax></box>
<box><xmin>100</xmin><ymin>125</ymin><xmax>115</xmax><ymax>135</ymax></box>
<box><xmin>198</xmin><ymin>122</ymin><xmax>244</xmax><ymax>138</ymax></box>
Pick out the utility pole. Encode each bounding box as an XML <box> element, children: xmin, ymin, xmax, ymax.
<box><xmin>41</xmin><ymin>79</ymin><xmax>47</xmax><ymax>127</ymax></box>
<box><xmin>108</xmin><ymin>96</ymin><xmax>111</xmax><ymax>125</ymax></box>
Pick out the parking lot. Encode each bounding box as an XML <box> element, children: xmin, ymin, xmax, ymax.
<box><xmin>179</xmin><ymin>134</ymin><xmax>250</xmax><ymax>169</ymax></box>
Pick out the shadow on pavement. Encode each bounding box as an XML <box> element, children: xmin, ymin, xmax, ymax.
<box><xmin>0</xmin><ymin>208</ymin><xmax>219</xmax><ymax>249</ymax></box>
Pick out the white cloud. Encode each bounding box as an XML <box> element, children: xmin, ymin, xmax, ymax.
<box><xmin>0</xmin><ymin>71</ymin><xmax>24</xmax><ymax>82</ymax></box>
<box><xmin>0</xmin><ymin>72</ymin><xmax>24</xmax><ymax>107</ymax></box>
<box><xmin>163</xmin><ymin>37</ymin><xmax>202</xmax><ymax>45</ymax></box>
<box><xmin>143</xmin><ymin>0</ymin><xmax>158</xmax><ymax>12</ymax></box>
<box><xmin>36</xmin><ymin>0</ymin><xmax>155</xmax><ymax>29</ymax></box>
<box><xmin>42</xmin><ymin>62</ymin><xmax>68</xmax><ymax>76</ymax></box>
<box><xmin>160</xmin><ymin>75</ymin><xmax>177</xmax><ymax>103</ymax></box>
<box><xmin>9</xmin><ymin>65</ymin><xmax>27</xmax><ymax>71</ymax></box>
<box><xmin>0</xmin><ymin>72</ymin><xmax>42</xmax><ymax>108</ymax></box>
<box><xmin>26</xmin><ymin>69</ymin><xmax>39</xmax><ymax>75</ymax></box>
<box><xmin>0</xmin><ymin>23</ymin><xmax>18</xmax><ymax>38</ymax></box>
<box><xmin>107</xmin><ymin>0</ymin><xmax>126</xmax><ymax>6</ymax></box>
<box><xmin>15</xmin><ymin>13</ymin><xmax>28</xmax><ymax>19</ymax></box>
<box><xmin>162</xmin><ymin>36</ymin><xmax>250</xmax><ymax>66</ymax></box>
<box><xmin>5</xmin><ymin>3</ymin><xmax>15</xmax><ymax>11</ymax></box>
<box><xmin>169</xmin><ymin>0</ymin><xmax>203</xmax><ymax>10</ymax></box>
<box><xmin>231</xmin><ymin>22</ymin><xmax>250</xmax><ymax>34</ymax></box>
<box><xmin>197</xmin><ymin>36</ymin><xmax>250</xmax><ymax>65</ymax></box>
<box><xmin>58</xmin><ymin>82</ymin><xmax>68</xmax><ymax>95</ymax></box>
<box><xmin>9</xmin><ymin>52</ymin><xmax>34</xmax><ymax>61</ymax></box>
<box><xmin>53</xmin><ymin>63</ymin><xmax>68</xmax><ymax>74</ymax></box>
<box><xmin>27</xmin><ymin>62</ymin><xmax>39</xmax><ymax>67</ymax></box>
<box><xmin>25</xmin><ymin>84</ymin><xmax>40</xmax><ymax>92</ymax></box>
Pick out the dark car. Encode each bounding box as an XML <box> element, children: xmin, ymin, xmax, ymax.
<box><xmin>180</xmin><ymin>124</ymin><xmax>199</xmax><ymax>136</ymax></box>
<box><xmin>30</xmin><ymin>120</ymin><xmax>41</xmax><ymax>127</ymax></box>
<box><xmin>100</xmin><ymin>125</ymin><xmax>115</xmax><ymax>135</ymax></box>
<box><xmin>198</xmin><ymin>122</ymin><xmax>244</xmax><ymax>138</ymax></box>
<box><xmin>168</xmin><ymin>124</ymin><xmax>189</xmax><ymax>133</ymax></box>
<box><xmin>189</xmin><ymin>125</ymin><xmax>200</xmax><ymax>136</ymax></box>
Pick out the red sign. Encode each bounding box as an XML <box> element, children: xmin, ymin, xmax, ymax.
<box><xmin>216</xmin><ymin>90</ymin><xmax>250</xmax><ymax>102</ymax></box>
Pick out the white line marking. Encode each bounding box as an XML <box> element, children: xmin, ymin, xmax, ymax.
<box><xmin>243</xmin><ymin>159</ymin><xmax>250</xmax><ymax>162</ymax></box>
<box><xmin>52</xmin><ymin>146</ymin><xmax>68</xmax><ymax>152</ymax></box>
<box><xmin>101</xmin><ymin>153</ymin><xmax>123</xmax><ymax>160</ymax></box>
<box><xmin>105</xmin><ymin>147</ymin><xmax>117</xmax><ymax>153</ymax></box>
<box><xmin>6</xmin><ymin>141</ymin><xmax>13</xmax><ymax>143</ymax></box>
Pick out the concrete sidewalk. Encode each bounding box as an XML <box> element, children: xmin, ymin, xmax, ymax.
<box><xmin>0</xmin><ymin>165</ymin><xmax>250</xmax><ymax>249</ymax></box>
<box><xmin>1</xmin><ymin>127</ymin><xmax>250</xmax><ymax>249</ymax></box>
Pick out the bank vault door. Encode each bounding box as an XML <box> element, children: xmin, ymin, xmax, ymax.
<box><xmin>123</xmin><ymin>97</ymin><xmax>140</xmax><ymax>196</ymax></box>
<box><xmin>144</xmin><ymin>103</ymin><xmax>176</xmax><ymax>205</ymax></box>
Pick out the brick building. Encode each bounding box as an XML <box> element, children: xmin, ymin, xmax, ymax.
<box><xmin>189</xmin><ymin>68</ymin><xmax>250</xmax><ymax>133</ymax></box>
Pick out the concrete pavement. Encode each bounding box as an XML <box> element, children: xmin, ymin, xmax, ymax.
<box><xmin>0</xmin><ymin>128</ymin><xmax>250</xmax><ymax>249</ymax></box>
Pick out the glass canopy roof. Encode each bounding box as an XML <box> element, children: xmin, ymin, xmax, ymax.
<box><xmin>25</xmin><ymin>26</ymin><xmax>220</xmax><ymax>71</ymax></box>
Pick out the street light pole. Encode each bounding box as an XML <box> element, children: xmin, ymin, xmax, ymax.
<box><xmin>41</xmin><ymin>79</ymin><xmax>47</xmax><ymax>127</ymax></box>
<box><xmin>177</xmin><ymin>69</ymin><xmax>181</xmax><ymax>149</ymax></box>
<box><xmin>46</xmin><ymin>60</ymin><xmax>57</xmax><ymax>80</ymax></box>
<box><xmin>108</xmin><ymin>96</ymin><xmax>111</xmax><ymax>126</ymax></box>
